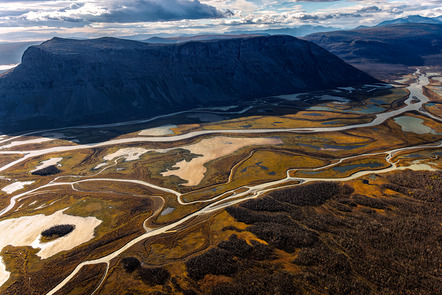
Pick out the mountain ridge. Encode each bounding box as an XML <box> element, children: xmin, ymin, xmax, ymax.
<box><xmin>0</xmin><ymin>35</ymin><xmax>377</xmax><ymax>132</ymax></box>
<box><xmin>304</xmin><ymin>23</ymin><xmax>442</xmax><ymax>78</ymax></box>
<box><xmin>376</xmin><ymin>15</ymin><xmax>441</xmax><ymax>26</ymax></box>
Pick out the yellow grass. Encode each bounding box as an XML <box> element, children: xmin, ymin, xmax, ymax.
<box><xmin>161</xmin><ymin>136</ymin><xmax>283</xmax><ymax>186</ymax></box>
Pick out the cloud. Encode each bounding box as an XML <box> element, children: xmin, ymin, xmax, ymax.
<box><xmin>357</xmin><ymin>6</ymin><xmax>381</xmax><ymax>14</ymax></box>
<box><xmin>2</xmin><ymin>0</ymin><xmax>230</xmax><ymax>26</ymax></box>
<box><xmin>1</xmin><ymin>0</ymin><xmax>442</xmax><ymax>42</ymax></box>
<box><xmin>95</xmin><ymin>0</ymin><xmax>230</xmax><ymax>23</ymax></box>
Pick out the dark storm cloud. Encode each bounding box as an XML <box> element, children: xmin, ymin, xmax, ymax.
<box><xmin>0</xmin><ymin>0</ymin><xmax>230</xmax><ymax>27</ymax></box>
<box><xmin>95</xmin><ymin>0</ymin><xmax>228</xmax><ymax>23</ymax></box>
<box><xmin>357</xmin><ymin>6</ymin><xmax>381</xmax><ymax>13</ymax></box>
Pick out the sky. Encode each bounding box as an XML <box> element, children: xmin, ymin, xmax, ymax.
<box><xmin>0</xmin><ymin>0</ymin><xmax>441</xmax><ymax>42</ymax></box>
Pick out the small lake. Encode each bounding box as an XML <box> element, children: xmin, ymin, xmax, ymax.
<box><xmin>394</xmin><ymin>116</ymin><xmax>438</xmax><ymax>134</ymax></box>
<box><xmin>322</xmin><ymin>121</ymin><xmax>341</xmax><ymax>125</ymax></box>
<box><xmin>356</xmin><ymin>105</ymin><xmax>386</xmax><ymax>114</ymax></box>
<box><xmin>333</xmin><ymin>162</ymin><xmax>385</xmax><ymax>173</ymax></box>
<box><xmin>307</xmin><ymin>106</ymin><xmax>335</xmax><ymax>112</ymax></box>
<box><xmin>160</xmin><ymin>207</ymin><xmax>175</xmax><ymax>216</ymax></box>
<box><xmin>403</xmin><ymin>154</ymin><xmax>422</xmax><ymax>158</ymax></box>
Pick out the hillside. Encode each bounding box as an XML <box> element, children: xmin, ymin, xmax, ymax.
<box><xmin>376</xmin><ymin>15</ymin><xmax>441</xmax><ymax>26</ymax></box>
<box><xmin>0</xmin><ymin>35</ymin><xmax>376</xmax><ymax>132</ymax></box>
<box><xmin>304</xmin><ymin>23</ymin><xmax>442</xmax><ymax>78</ymax></box>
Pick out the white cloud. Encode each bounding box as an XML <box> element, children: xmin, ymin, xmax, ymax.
<box><xmin>0</xmin><ymin>0</ymin><xmax>441</xmax><ymax>41</ymax></box>
<box><xmin>1</xmin><ymin>0</ymin><xmax>230</xmax><ymax>25</ymax></box>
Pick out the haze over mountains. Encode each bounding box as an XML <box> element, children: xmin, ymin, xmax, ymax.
<box><xmin>0</xmin><ymin>25</ymin><xmax>332</xmax><ymax>70</ymax></box>
<box><xmin>0</xmin><ymin>41</ymin><xmax>41</xmax><ymax>73</ymax></box>
<box><xmin>0</xmin><ymin>16</ymin><xmax>439</xmax><ymax>131</ymax></box>
<box><xmin>0</xmin><ymin>35</ymin><xmax>376</xmax><ymax>132</ymax></box>
<box><xmin>376</xmin><ymin>15</ymin><xmax>442</xmax><ymax>26</ymax></box>
<box><xmin>0</xmin><ymin>15</ymin><xmax>438</xmax><ymax>72</ymax></box>
<box><xmin>304</xmin><ymin>23</ymin><xmax>442</xmax><ymax>78</ymax></box>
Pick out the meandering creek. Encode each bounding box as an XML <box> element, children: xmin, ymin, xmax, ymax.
<box><xmin>0</xmin><ymin>70</ymin><xmax>440</xmax><ymax>294</ymax></box>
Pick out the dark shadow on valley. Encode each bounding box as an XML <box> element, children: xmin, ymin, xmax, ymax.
<box><xmin>0</xmin><ymin>83</ymin><xmax>400</xmax><ymax>145</ymax></box>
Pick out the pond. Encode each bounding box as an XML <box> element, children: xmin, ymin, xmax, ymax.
<box><xmin>394</xmin><ymin>116</ymin><xmax>438</xmax><ymax>134</ymax></box>
<box><xmin>355</xmin><ymin>105</ymin><xmax>386</xmax><ymax>114</ymax></box>
<box><xmin>160</xmin><ymin>207</ymin><xmax>175</xmax><ymax>216</ymax></box>
<box><xmin>307</xmin><ymin>106</ymin><xmax>335</xmax><ymax>112</ymax></box>
<box><xmin>333</xmin><ymin>161</ymin><xmax>385</xmax><ymax>173</ymax></box>
<box><xmin>322</xmin><ymin>121</ymin><xmax>341</xmax><ymax>125</ymax></box>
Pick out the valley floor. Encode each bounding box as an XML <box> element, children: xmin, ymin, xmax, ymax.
<box><xmin>0</xmin><ymin>68</ymin><xmax>441</xmax><ymax>294</ymax></box>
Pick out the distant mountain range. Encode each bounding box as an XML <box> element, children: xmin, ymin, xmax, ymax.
<box><xmin>304</xmin><ymin>23</ymin><xmax>442</xmax><ymax>77</ymax></box>
<box><xmin>145</xmin><ymin>34</ymin><xmax>259</xmax><ymax>44</ymax></box>
<box><xmin>0</xmin><ymin>35</ymin><xmax>376</xmax><ymax>132</ymax></box>
<box><xmin>227</xmin><ymin>25</ymin><xmax>338</xmax><ymax>37</ymax></box>
<box><xmin>144</xmin><ymin>25</ymin><xmax>337</xmax><ymax>44</ymax></box>
<box><xmin>376</xmin><ymin>15</ymin><xmax>442</xmax><ymax>26</ymax></box>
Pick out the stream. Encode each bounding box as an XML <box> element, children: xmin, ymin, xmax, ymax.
<box><xmin>0</xmin><ymin>70</ymin><xmax>440</xmax><ymax>294</ymax></box>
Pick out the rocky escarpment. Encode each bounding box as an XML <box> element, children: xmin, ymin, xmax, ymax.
<box><xmin>0</xmin><ymin>35</ymin><xmax>377</xmax><ymax>132</ymax></box>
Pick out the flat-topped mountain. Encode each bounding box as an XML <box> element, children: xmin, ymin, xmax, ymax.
<box><xmin>0</xmin><ymin>35</ymin><xmax>376</xmax><ymax>132</ymax></box>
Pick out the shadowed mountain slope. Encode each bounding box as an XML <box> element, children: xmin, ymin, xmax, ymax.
<box><xmin>0</xmin><ymin>35</ymin><xmax>376</xmax><ymax>132</ymax></box>
<box><xmin>305</xmin><ymin>24</ymin><xmax>442</xmax><ymax>66</ymax></box>
<box><xmin>304</xmin><ymin>24</ymin><xmax>442</xmax><ymax>78</ymax></box>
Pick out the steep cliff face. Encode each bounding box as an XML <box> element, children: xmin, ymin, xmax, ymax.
<box><xmin>0</xmin><ymin>35</ymin><xmax>377</xmax><ymax>132</ymax></box>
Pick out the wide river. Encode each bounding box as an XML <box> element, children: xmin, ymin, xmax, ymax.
<box><xmin>0</xmin><ymin>70</ymin><xmax>440</xmax><ymax>294</ymax></box>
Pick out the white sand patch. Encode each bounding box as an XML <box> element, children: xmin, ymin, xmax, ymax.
<box><xmin>14</xmin><ymin>204</ymin><xmax>24</xmax><ymax>212</ymax></box>
<box><xmin>35</xmin><ymin>204</ymin><xmax>48</xmax><ymax>210</ymax></box>
<box><xmin>162</xmin><ymin>137</ymin><xmax>282</xmax><ymax>186</ymax></box>
<box><xmin>32</xmin><ymin>157</ymin><xmax>63</xmax><ymax>172</ymax></box>
<box><xmin>338</xmin><ymin>87</ymin><xmax>354</xmax><ymax>93</ymax></box>
<box><xmin>0</xmin><ymin>138</ymin><xmax>54</xmax><ymax>150</ymax></box>
<box><xmin>398</xmin><ymin>160</ymin><xmax>439</xmax><ymax>171</ymax></box>
<box><xmin>41</xmin><ymin>132</ymin><xmax>66</xmax><ymax>139</ymax></box>
<box><xmin>103</xmin><ymin>147</ymin><xmax>150</xmax><ymax>162</ymax></box>
<box><xmin>395</xmin><ymin>77</ymin><xmax>413</xmax><ymax>84</ymax></box>
<box><xmin>0</xmin><ymin>209</ymin><xmax>101</xmax><ymax>287</ymax></box>
<box><xmin>319</xmin><ymin>95</ymin><xmax>350</xmax><ymax>103</ymax></box>
<box><xmin>139</xmin><ymin>125</ymin><xmax>176</xmax><ymax>136</ymax></box>
<box><xmin>93</xmin><ymin>163</ymin><xmax>108</xmax><ymax>170</ymax></box>
<box><xmin>187</xmin><ymin>113</ymin><xmax>223</xmax><ymax>122</ymax></box>
<box><xmin>1</xmin><ymin>181</ymin><xmax>34</xmax><ymax>194</ymax></box>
